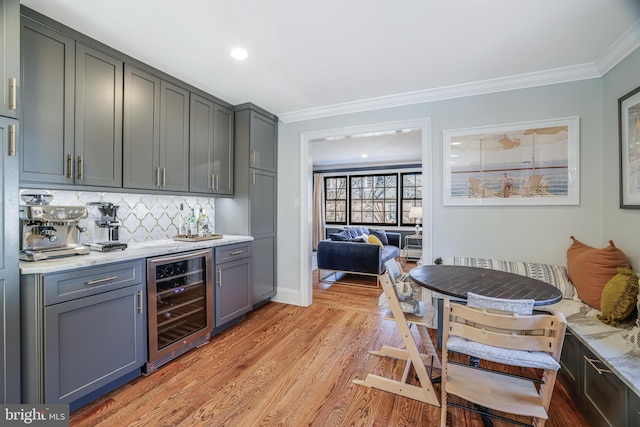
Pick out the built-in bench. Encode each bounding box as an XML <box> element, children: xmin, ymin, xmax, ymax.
<box><xmin>432</xmin><ymin>256</ymin><xmax>640</xmax><ymax>426</ymax></box>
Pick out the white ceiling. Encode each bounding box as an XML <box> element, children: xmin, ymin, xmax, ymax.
<box><xmin>20</xmin><ymin>0</ymin><xmax>640</xmax><ymax>124</ymax></box>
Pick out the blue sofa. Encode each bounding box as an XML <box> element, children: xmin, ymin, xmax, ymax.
<box><xmin>317</xmin><ymin>227</ymin><xmax>401</xmax><ymax>275</ymax></box>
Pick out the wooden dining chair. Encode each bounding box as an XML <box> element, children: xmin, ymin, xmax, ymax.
<box><xmin>440</xmin><ymin>297</ymin><xmax>567</xmax><ymax>427</ymax></box>
<box><xmin>353</xmin><ymin>271</ymin><xmax>440</xmax><ymax>406</ymax></box>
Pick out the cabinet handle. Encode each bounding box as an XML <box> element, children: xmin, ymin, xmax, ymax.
<box><xmin>210</xmin><ymin>174</ymin><xmax>214</xmax><ymax>190</ymax></box>
<box><xmin>252</xmin><ymin>170</ymin><xmax>256</xmax><ymax>186</ymax></box>
<box><xmin>8</xmin><ymin>124</ymin><xmax>16</xmax><ymax>156</ymax></box>
<box><xmin>162</xmin><ymin>167</ymin><xmax>166</xmax><ymax>187</ymax></box>
<box><xmin>214</xmin><ymin>175</ymin><xmax>219</xmax><ymax>191</ymax></box>
<box><xmin>137</xmin><ymin>290</ymin><xmax>143</xmax><ymax>314</ymax></box>
<box><xmin>230</xmin><ymin>250</ymin><xmax>244</xmax><ymax>255</ymax></box>
<box><xmin>85</xmin><ymin>276</ymin><xmax>118</xmax><ymax>285</ymax></box>
<box><xmin>584</xmin><ymin>356</ymin><xmax>612</xmax><ymax>375</ymax></box>
<box><xmin>9</xmin><ymin>78</ymin><xmax>17</xmax><ymax>110</ymax></box>
<box><xmin>217</xmin><ymin>268</ymin><xmax>222</xmax><ymax>287</ymax></box>
<box><xmin>156</xmin><ymin>167</ymin><xmax>160</xmax><ymax>186</ymax></box>
<box><xmin>67</xmin><ymin>154</ymin><xmax>72</xmax><ymax>179</ymax></box>
<box><xmin>251</xmin><ymin>149</ymin><xmax>256</xmax><ymax>166</ymax></box>
<box><xmin>77</xmin><ymin>155</ymin><xmax>83</xmax><ymax>180</ymax></box>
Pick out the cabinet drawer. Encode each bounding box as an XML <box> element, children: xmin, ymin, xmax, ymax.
<box><xmin>43</xmin><ymin>260</ymin><xmax>144</xmax><ymax>306</ymax></box>
<box><xmin>215</xmin><ymin>243</ymin><xmax>251</xmax><ymax>263</ymax></box>
<box><xmin>582</xmin><ymin>345</ymin><xmax>627</xmax><ymax>427</ymax></box>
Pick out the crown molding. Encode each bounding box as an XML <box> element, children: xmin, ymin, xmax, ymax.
<box><xmin>279</xmin><ymin>20</ymin><xmax>640</xmax><ymax>124</ymax></box>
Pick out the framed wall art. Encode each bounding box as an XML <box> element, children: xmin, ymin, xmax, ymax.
<box><xmin>619</xmin><ymin>85</ymin><xmax>640</xmax><ymax>208</ymax></box>
<box><xmin>443</xmin><ymin>117</ymin><xmax>580</xmax><ymax>206</ymax></box>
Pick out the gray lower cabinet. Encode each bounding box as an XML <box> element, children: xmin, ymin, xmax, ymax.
<box><xmin>560</xmin><ymin>328</ymin><xmax>637</xmax><ymax>427</ymax></box>
<box><xmin>0</xmin><ymin>116</ymin><xmax>20</xmax><ymax>403</ymax></box>
<box><xmin>629</xmin><ymin>389</ymin><xmax>640</xmax><ymax>427</ymax></box>
<box><xmin>123</xmin><ymin>65</ymin><xmax>189</xmax><ymax>192</ymax></box>
<box><xmin>0</xmin><ymin>0</ymin><xmax>19</xmax><ymax>119</ymax></box>
<box><xmin>189</xmin><ymin>94</ymin><xmax>234</xmax><ymax>195</ymax></box>
<box><xmin>214</xmin><ymin>244</ymin><xmax>251</xmax><ymax>326</ymax></box>
<box><xmin>21</xmin><ymin>260</ymin><xmax>146</xmax><ymax>409</ymax></box>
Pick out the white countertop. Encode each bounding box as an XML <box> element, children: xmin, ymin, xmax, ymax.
<box><xmin>19</xmin><ymin>235</ymin><xmax>253</xmax><ymax>275</ymax></box>
<box><xmin>543</xmin><ymin>299</ymin><xmax>640</xmax><ymax>397</ymax></box>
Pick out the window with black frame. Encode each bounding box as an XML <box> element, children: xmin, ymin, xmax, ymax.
<box><xmin>401</xmin><ymin>172</ymin><xmax>423</xmax><ymax>226</ymax></box>
<box><xmin>324</xmin><ymin>176</ymin><xmax>347</xmax><ymax>224</ymax></box>
<box><xmin>349</xmin><ymin>174</ymin><xmax>398</xmax><ymax>225</ymax></box>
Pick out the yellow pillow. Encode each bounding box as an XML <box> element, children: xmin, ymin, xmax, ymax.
<box><xmin>597</xmin><ymin>267</ymin><xmax>639</xmax><ymax>326</ymax></box>
<box><xmin>368</xmin><ymin>234</ymin><xmax>383</xmax><ymax>247</ymax></box>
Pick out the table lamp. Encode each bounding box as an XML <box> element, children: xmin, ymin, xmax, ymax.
<box><xmin>409</xmin><ymin>206</ymin><xmax>422</xmax><ymax>235</ymax></box>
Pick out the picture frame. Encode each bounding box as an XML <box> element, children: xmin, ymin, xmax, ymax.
<box><xmin>619</xmin><ymin>85</ymin><xmax>640</xmax><ymax>209</ymax></box>
<box><xmin>443</xmin><ymin>117</ymin><xmax>580</xmax><ymax>206</ymax></box>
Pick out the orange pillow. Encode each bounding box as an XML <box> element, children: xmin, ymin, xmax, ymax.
<box><xmin>567</xmin><ymin>236</ymin><xmax>630</xmax><ymax>310</ymax></box>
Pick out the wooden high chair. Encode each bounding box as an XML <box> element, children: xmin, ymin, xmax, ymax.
<box><xmin>353</xmin><ymin>272</ymin><xmax>441</xmax><ymax>406</ymax></box>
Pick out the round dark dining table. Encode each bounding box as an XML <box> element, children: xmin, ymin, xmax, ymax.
<box><xmin>409</xmin><ymin>264</ymin><xmax>563</xmax><ymax>427</ymax></box>
<box><xmin>409</xmin><ymin>264</ymin><xmax>563</xmax><ymax>306</ymax></box>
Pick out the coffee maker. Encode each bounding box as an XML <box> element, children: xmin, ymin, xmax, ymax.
<box><xmin>85</xmin><ymin>202</ymin><xmax>128</xmax><ymax>252</ymax></box>
<box><xmin>19</xmin><ymin>193</ymin><xmax>91</xmax><ymax>261</ymax></box>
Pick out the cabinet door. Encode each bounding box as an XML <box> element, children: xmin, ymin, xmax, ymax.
<box><xmin>629</xmin><ymin>389</ymin><xmax>640</xmax><ymax>427</ymax></box>
<box><xmin>20</xmin><ymin>19</ymin><xmax>75</xmax><ymax>184</ymax></box>
<box><xmin>159</xmin><ymin>80</ymin><xmax>189</xmax><ymax>192</ymax></box>
<box><xmin>250</xmin><ymin>169</ymin><xmax>276</xmax><ymax>236</ymax></box>
<box><xmin>0</xmin><ymin>117</ymin><xmax>20</xmax><ymax>403</ymax></box>
<box><xmin>189</xmin><ymin>95</ymin><xmax>233</xmax><ymax>195</ymax></box>
<box><xmin>189</xmin><ymin>94</ymin><xmax>215</xmax><ymax>193</ymax></box>
<box><xmin>75</xmin><ymin>43</ymin><xmax>123</xmax><ymax>187</ymax></box>
<box><xmin>251</xmin><ymin>236</ymin><xmax>276</xmax><ymax>304</ymax></box>
<box><xmin>44</xmin><ymin>284</ymin><xmax>145</xmax><ymax>405</ymax></box>
<box><xmin>582</xmin><ymin>345</ymin><xmax>627</xmax><ymax>427</ymax></box>
<box><xmin>213</xmin><ymin>103</ymin><xmax>234</xmax><ymax>195</ymax></box>
<box><xmin>249</xmin><ymin>111</ymin><xmax>277</xmax><ymax>172</ymax></box>
<box><xmin>215</xmin><ymin>257</ymin><xmax>251</xmax><ymax>326</ymax></box>
<box><xmin>559</xmin><ymin>330</ymin><xmax>580</xmax><ymax>398</ymax></box>
<box><xmin>123</xmin><ymin>65</ymin><xmax>160</xmax><ymax>190</ymax></box>
<box><xmin>0</xmin><ymin>0</ymin><xmax>19</xmax><ymax>118</ymax></box>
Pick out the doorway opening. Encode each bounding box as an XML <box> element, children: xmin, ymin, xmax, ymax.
<box><xmin>298</xmin><ymin>117</ymin><xmax>432</xmax><ymax>306</ymax></box>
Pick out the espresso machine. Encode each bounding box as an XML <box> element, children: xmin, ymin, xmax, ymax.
<box><xmin>19</xmin><ymin>193</ymin><xmax>91</xmax><ymax>261</ymax></box>
<box><xmin>85</xmin><ymin>202</ymin><xmax>127</xmax><ymax>252</ymax></box>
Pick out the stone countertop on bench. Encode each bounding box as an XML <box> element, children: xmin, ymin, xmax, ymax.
<box><xmin>543</xmin><ymin>299</ymin><xmax>640</xmax><ymax>397</ymax></box>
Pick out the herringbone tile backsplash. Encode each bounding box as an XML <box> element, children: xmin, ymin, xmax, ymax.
<box><xmin>21</xmin><ymin>189</ymin><xmax>215</xmax><ymax>244</ymax></box>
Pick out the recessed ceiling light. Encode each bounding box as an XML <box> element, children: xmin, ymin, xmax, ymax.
<box><xmin>361</xmin><ymin>154</ymin><xmax>368</xmax><ymax>158</ymax></box>
<box><xmin>230</xmin><ymin>47</ymin><xmax>248</xmax><ymax>60</ymax></box>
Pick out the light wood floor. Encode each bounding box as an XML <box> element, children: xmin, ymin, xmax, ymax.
<box><xmin>70</xmin><ymin>266</ymin><xmax>588</xmax><ymax>427</ymax></box>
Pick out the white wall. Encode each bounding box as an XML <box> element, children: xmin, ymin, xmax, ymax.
<box><xmin>602</xmin><ymin>47</ymin><xmax>640</xmax><ymax>269</ymax></box>
<box><xmin>276</xmin><ymin>50</ymin><xmax>640</xmax><ymax>305</ymax></box>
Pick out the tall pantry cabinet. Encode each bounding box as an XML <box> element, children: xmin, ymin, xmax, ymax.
<box><xmin>216</xmin><ymin>104</ymin><xmax>277</xmax><ymax>306</ymax></box>
<box><xmin>0</xmin><ymin>0</ymin><xmax>20</xmax><ymax>403</ymax></box>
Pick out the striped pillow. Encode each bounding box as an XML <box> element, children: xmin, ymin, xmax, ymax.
<box><xmin>437</xmin><ymin>257</ymin><xmax>576</xmax><ymax>299</ymax></box>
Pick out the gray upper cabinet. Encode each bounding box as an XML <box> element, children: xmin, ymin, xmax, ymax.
<box><xmin>189</xmin><ymin>94</ymin><xmax>234</xmax><ymax>195</ymax></box>
<box><xmin>249</xmin><ymin>110</ymin><xmax>277</xmax><ymax>173</ymax></box>
<box><xmin>0</xmin><ymin>116</ymin><xmax>20</xmax><ymax>403</ymax></box>
<box><xmin>74</xmin><ymin>43</ymin><xmax>123</xmax><ymax>187</ymax></box>
<box><xmin>0</xmin><ymin>0</ymin><xmax>19</xmax><ymax>119</ymax></box>
<box><xmin>20</xmin><ymin>18</ymin><xmax>75</xmax><ymax>185</ymax></box>
<box><xmin>20</xmin><ymin>19</ymin><xmax>123</xmax><ymax>188</ymax></box>
<box><xmin>123</xmin><ymin>65</ymin><xmax>189</xmax><ymax>192</ymax></box>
